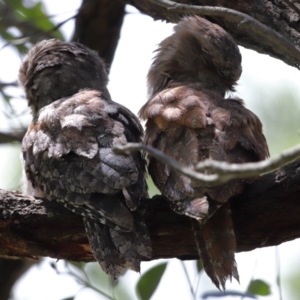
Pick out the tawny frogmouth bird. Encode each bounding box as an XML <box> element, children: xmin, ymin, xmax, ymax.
<box><xmin>20</xmin><ymin>39</ymin><xmax>151</xmax><ymax>278</ymax></box>
<box><xmin>139</xmin><ymin>16</ymin><xmax>269</xmax><ymax>289</ymax></box>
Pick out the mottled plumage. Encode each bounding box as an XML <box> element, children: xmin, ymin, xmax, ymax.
<box><xmin>139</xmin><ymin>16</ymin><xmax>269</xmax><ymax>289</ymax></box>
<box><xmin>20</xmin><ymin>39</ymin><xmax>151</xmax><ymax>278</ymax></box>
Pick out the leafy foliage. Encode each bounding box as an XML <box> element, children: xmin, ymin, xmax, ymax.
<box><xmin>0</xmin><ymin>0</ymin><xmax>65</xmax><ymax>117</ymax></box>
<box><xmin>0</xmin><ymin>0</ymin><xmax>69</xmax><ymax>153</ymax></box>
<box><xmin>0</xmin><ymin>0</ymin><xmax>63</xmax><ymax>53</ymax></box>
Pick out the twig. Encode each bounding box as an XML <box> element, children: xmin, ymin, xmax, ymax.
<box><xmin>148</xmin><ymin>0</ymin><xmax>300</xmax><ymax>69</ymax></box>
<box><xmin>113</xmin><ymin>143</ymin><xmax>219</xmax><ymax>185</ymax></box>
<box><xmin>113</xmin><ymin>142</ymin><xmax>300</xmax><ymax>185</ymax></box>
<box><xmin>195</xmin><ymin>143</ymin><xmax>300</xmax><ymax>177</ymax></box>
<box><xmin>48</xmin><ymin>15</ymin><xmax>77</xmax><ymax>34</ymax></box>
<box><xmin>180</xmin><ymin>261</ymin><xmax>196</xmax><ymax>300</ymax></box>
<box><xmin>1</xmin><ymin>15</ymin><xmax>76</xmax><ymax>51</ymax></box>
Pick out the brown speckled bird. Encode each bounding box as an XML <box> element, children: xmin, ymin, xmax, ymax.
<box><xmin>20</xmin><ymin>39</ymin><xmax>151</xmax><ymax>278</ymax></box>
<box><xmin>139</xmin><ymin>16</ymin><xmax>269</xmax><ymax>289</ymax></box>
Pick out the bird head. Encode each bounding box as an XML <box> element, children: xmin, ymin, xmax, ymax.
<box><xmin>19</xmin><ymin>39</ymin><xmax>110</xmax><ymax>115</ymax></box>
<box><xmin>148</xmin><ymin>16</ymin><xmax>242</xmax><ymax>98</ymax></box>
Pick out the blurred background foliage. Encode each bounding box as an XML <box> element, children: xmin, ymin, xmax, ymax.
<box><xmin>0</xmin><ymin>0</ymin><xmax>300</xmax><ymax>300</ymax></box>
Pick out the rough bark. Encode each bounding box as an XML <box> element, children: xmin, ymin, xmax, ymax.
<box><xmin>0</xmin><ymin>159</ymin><xmax>299</xmax><ymax>262</ymax></box>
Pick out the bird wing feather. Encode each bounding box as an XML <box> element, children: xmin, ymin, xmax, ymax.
<box><xmin>22</xmin><ymin>89</ymin><xmax>146</xmax><ymax>231</ymax></box>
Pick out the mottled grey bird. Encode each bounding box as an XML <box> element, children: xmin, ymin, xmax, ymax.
<box><xmin>139</xmin><ymin>16</ymin><xmax>269</xmax><ymax>289</ymax></box>
<box><xmin>20</xmin><ymin>39</ymin><xmax>151</xmax><ymax>278</ymax></box>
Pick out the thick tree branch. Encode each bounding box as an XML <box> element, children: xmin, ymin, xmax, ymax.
<box><xmin>1</xmin><ymin>159</ymin><xmax>300</xmax><ymax>262</ymax></box>
<box><xmin>147</xmin><ymin>0</ymin><xmax>300</xmax><ymax>69</ymax></box>
<box><xmin>72</xmin><ymin>0</ymin><xmax>126</xmax><ymax>69</ymax></box>
<box><xmin>126</xmin><ymin>0</ymin><xmax>300</xmax><ymax>70</ymax></box>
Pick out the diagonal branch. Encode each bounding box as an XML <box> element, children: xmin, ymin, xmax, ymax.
<box><xmin>114</xmin><ymin>143</ymin><xmax>219</xmax><ymax>184</ymax></box>
<box><xmin>148</xmin><ymin>0</ymin><xmax>300</xmax><ymax>69</ymax></box>
<box><xmin>113</xmin><ymin>142</ymin><xmax>300</xmax><ymax>185</ymax></box>
<box><xmin>195</xmin><ymin>143</ymin><xmax>300</xmax><ymax>176</ymax></box>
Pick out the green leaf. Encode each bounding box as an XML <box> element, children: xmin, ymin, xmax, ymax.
<box><xmin>20</xmin><ymin>2</ymin><xmax>63</xmax><ymax>39</ymax></box>
<box><xmin>247</xmin><ymin>279</ymin><xmax>271</xmax><ymax>296</ymax></box>
<box><xmin>60</xmin><ymin>297</ymin><xmax>74</xmax><ymax>300</ymax></box>
<box><xmin>4</xmin><ymin>0</ymin><xmax>63</xmax><ymax>40</ymax></box>
<box><xmin>196</xmin><ymin>260</ymin><xmax>203</xmax><ymax>273</ymax></box>
<box><xmin>136</xmin><ymin>262</ymin><xmax>168</xmax><ymax>300</ymax></box>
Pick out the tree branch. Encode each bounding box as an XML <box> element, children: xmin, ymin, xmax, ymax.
<box><xmin>114</xmin><ymin>142</ymin><xmax>300</xmax><ymax>185</ymax></box>
<box><xmin>1</xmin><ymin>159</ymin><xmax>300</xmax><ymax>262</ymax></box>
<box><xmin>72</xmin><ymin>0</ymin><xmax>126</xmax><ymax>69</ymax></box>
<box><xmin>114</xmin><ymin>143</ymin><xmax>219</xmax><ymax>185</ymax></box>
<box><xmin>195</xmin><ymin>143</ymin><xmax>300</xmax><ymax>176</ymax></box>
<box><xmin>126</xmin><ymin>0</ymin><xmax>300</xmax><ymax>70</ymax></box>
<box><xmin>147</xmin><ymin>0</ymin><xmax>300</xmax><ymax>69</ymax></box>
<box><xmin>0</xmin><ymin>130</ymin><xmax>25</xmax><ymax>144</ymax></box>
<box><xmin>0</xmin><ymin>81</ymin><xmax>18</xmax><ymax>89</ymax></box>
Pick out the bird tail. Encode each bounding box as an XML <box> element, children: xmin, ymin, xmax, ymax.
<box><xmin>84</xmin><ymin>209</ymin><xmax>151</xmax><ymax>279</ymax></box>
<box><xmin>191</xmin><ymin>202</ymin><xmax>239</xmax><ymax>290</ymax></box>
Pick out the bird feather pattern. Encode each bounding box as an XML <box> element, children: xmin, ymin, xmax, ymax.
<box><xmin>20</xmin><ymin>39</ymin><xmax>151</xmax><ymax>278</ymax></box>
<box><xmin>139</xmin><ymin>16</ymin><xmax>269</xmax><ymax>290</ymax></box>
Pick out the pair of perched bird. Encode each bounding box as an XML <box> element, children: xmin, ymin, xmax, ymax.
<box><xmin>19</xmin><ymin>16</ymin><xmax>269</xmax><ymax>290</ymax></box>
